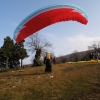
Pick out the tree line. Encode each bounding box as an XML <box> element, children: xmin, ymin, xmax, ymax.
<box><xmin>56</xmin><ymin>41</ymin><xmax>100</xmax><ymax>63</ymax></box>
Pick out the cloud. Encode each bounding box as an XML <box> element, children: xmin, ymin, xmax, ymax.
<box><xmin>23</xmin><ymin>33</ymin><xmax>100</xmax><ymax>64</ymax></box>
<box><xmin>45</xmin><ymin>33</ymin><xmax>100</xmax><ymax>56</ymax></box>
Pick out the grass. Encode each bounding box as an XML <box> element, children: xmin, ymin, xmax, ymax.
<box><xmin>0</xmin><ymin>62</ymin><xmax>100</xmax><ymax>100</ymax></box>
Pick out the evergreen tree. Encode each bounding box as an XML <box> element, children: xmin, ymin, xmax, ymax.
<box><xmin>1</xmin><ymin>36</ymin><xmax>14</xmax><ymax>69</ymax></box>
<box><xmin>13</xmin><ymin>40</ymin><xmax>28</xmax><ymax>67</ymax></box>
<box><xmin>0</xmin><ymin>48</ymin><xmax>6</xmax><ymax>69</ymax></box>
<box><xmin>0</xmin><ymin>37</ymin><xmax>28</xmax><ymax>69</ymax></box>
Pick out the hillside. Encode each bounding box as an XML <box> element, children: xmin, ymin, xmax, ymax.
<box><xmin>56</xmin><ymin>50</ymin><xmax>93</xmax><ymax>63</ymax></box>
<box><xmin>0</xmin><ymin>62</ymin><xmax>100</xmax><ymax>100</ymax></box>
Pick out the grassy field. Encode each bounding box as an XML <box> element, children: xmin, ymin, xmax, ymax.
<box><xmin>0</xmin><ymin>62</ymin><xmax>100</xmax><ymax>100</ymax></box>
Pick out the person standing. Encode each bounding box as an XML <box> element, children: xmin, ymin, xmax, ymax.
<box><xmin>53</xmin><ymin>56</ymin><xmax>56</xmax><ymax>64</ymax></box>
<box><xmin>44</xmin><ymin>52</ymin><xmax>52</xmax><ymax>73</ymax></box>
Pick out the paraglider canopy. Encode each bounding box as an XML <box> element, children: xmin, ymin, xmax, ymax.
<box><xmin>14</xmin><ymin>4</ymin><xmax>88</xmax><ymax>43</ymax></box>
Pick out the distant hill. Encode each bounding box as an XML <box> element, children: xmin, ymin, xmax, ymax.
<box><xmin>56</xmin><ymin>50</ymin><xmax>93</xmax><ymax>63</ymax></box>
<box><xmin>23</xmin><ymin>50</ymin><xmax>93</xmax><ymax>65</ymax></box>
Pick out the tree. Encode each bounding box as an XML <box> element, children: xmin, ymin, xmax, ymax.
<box><xmin>70</xmin><ymin>50</ymin><xmax>79</xmax><ymax>62</ymax></box>
<box><xmin>88</xmin><ymin>41</ymin><xmax>100</xmax><ymax>61</ymax></box>
<box><xmin>13</xmin><ymin>41</ymin><xmax>28</xmax><ymax>67</ymax></box>
<box><xmin>25</xmin><ymin>33</ymin><xmax>52</xmax><ymax>66</ymax></box>
<box><xmin>1</xmin><ymin>36</ymin><xmax>14</xmax><ymax>69</ymax></box>
<box><xmin>0</xmin><ymin>48</ymin><xmax>6</xmax><ymax>69</ymax></box>
<box><xmin>0</xmin><ymin>37</ymin><xmax>28</xmax><ymax>69</ymax></box>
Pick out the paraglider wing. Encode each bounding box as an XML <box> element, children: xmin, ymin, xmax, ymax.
<box><xmin>14</xmin><ymin>4</ymin><xmax>88</xmax><ymax>43</ymax></box>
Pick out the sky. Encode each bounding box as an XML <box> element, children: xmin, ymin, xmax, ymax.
<box><xmin>1</xmin><ymin>0</ymin><xmax>100</xmax><ymax>64</ymax></box>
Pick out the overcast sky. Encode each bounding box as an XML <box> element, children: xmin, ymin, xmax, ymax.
<box><xmin>1</xmin><ymin>0</ymin><xmax>100</xmax><ymax>64</ymax></box>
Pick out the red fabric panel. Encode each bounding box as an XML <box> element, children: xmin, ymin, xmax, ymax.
<box><xmin>16</xmin><ymin>8</ymin><xmax>88</xmax><ymax>42</ymax></box>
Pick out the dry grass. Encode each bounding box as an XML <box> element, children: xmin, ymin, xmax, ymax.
<box><xmin>0</xmin><ymin>62</ymin><xmax>100</xmax><ymax>100</ymax></box>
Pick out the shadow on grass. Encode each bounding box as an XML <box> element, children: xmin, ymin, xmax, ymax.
<box><xmin>7</xmin><ymin>72</ymin><xmax>47</xmax><ymax>77</ymax></box>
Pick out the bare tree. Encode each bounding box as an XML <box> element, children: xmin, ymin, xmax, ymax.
<box><xmin>88</xmin><ymin>41</ymin><xmax>100</xmax><ymax>50</ymax></box>
<box><xmin>88</xmin><ymin>41</ymin><xmax>100</xmax><ymax>61</ymax></box>
<box><xmin>25</xmin><ymin>33</ymin><xmax>53</xmax><ymax>66</ymax></box>
<box><xmin>70</xmin><ymin>50</ymin><xmax>79</xmax><ymax>62</ymax></box>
